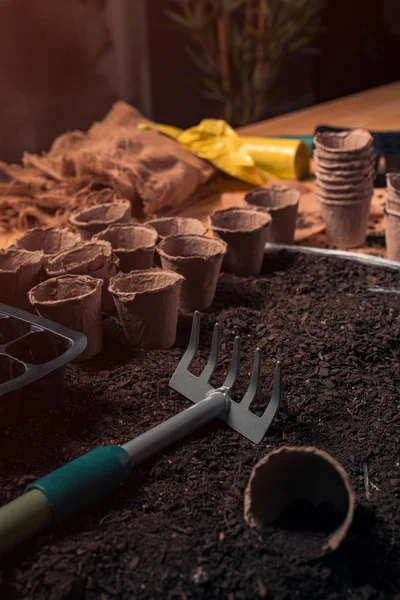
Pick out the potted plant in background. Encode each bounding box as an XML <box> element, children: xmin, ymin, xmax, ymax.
<box><xmin>166</xmin><ymin>0</ymin><xmax>325</xmax><ymax>127</ymax></box>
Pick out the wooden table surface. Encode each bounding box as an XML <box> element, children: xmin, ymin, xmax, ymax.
<box><xmin>180</xmin><ymin>81</ymin><xmax>400</xmax><ymax>253</ymax></box>
<box><xmin>239</xmin><ymin>81</ymin><xmax>400</xmax><ymax>136</ymax></box>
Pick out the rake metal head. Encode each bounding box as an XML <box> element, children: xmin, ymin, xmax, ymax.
<box><xmin>169</xmin><ymin>311</ymin><xmax>282</xmax><ymax>443</ymax></box>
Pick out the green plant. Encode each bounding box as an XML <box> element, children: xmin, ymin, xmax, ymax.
<box><xmin>166</xmin><ymin>0</ymin><xmax>324</xmax><ymax>126</ymax></box>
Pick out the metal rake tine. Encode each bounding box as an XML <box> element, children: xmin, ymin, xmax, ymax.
<box><xmin>239</xmin><ymin>348</ymin><xmax>262</xmax><ymax>410</ymax></box>
<box><xmin>200</xmin><ymin>322</ymin><xmax>221</xmax><ymax>382</ymax></box>
<box><xmin>261</xmin><ymin>361</ymin><xmax>282</xmax><ymax>422</ymax></box>
<box><xmin>180</xmin><ymin>311</ymin><xmax>200</xmax><ymax>370</ymax></box>
<box><xmin>222</xmin><ymin>336</ymin><xmax>240</xmax><ymax>391</ymax></box>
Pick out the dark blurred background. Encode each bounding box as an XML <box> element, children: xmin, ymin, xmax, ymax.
<box><xmin>149</xmin><ymin>0</ymin><xmax>400</xmax><ymax>126</ymax></box>
<box><xmin>0</xmin><ymin>0</ymin><xmax>399</xmax><ymax>162</ymax></box>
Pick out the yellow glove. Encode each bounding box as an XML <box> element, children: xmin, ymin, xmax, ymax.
<box><xmin>139</xmin><ymin>119</ymin><xmax>309</xmax><ymax>185</ymax></box>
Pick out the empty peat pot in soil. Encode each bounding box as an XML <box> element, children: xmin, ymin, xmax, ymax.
<box><xmin>45</xmin><ymin>240</ymin><xmax>119</xmax><ymax>311</ymax></box>
<box><xmin>109</xmin><ymin>268</ymin><xmax>184</xmax><ymax>348</ymax></box>
<box><xmin>244</xmin><ymin>446</ymin><xmax>355</xmax><ymax>554</ymax></box>
<box><xmin>245</xmin><ymin>185</ymin><xmax>300</xmax><ymax>244</ymax></box>
<box><xmin>157</xmin><ymin>234</ymin><xmax>227</xmax><ymax>311</ymax></box>
<box><xmin>211</xmin><ymin>207</ymin><xmax>271</xmax><ymax>277</ymax></box>
<box><xmin>0</xmin><ymin>249</ymin><xmax>44</xmax><ymax>311</ymax></box>
<box><xmin>12</xmin><ymin>227</ymin><xmax>80</xmax><ymax>265</ymax></box>
<box><xmin>318</xmin><ymin>195</ymin><xmax>372</xmax><ymax>248</ymax></box>
<box><xmin>384</xmin><ymin>207</ymin><xmax>400</xmax><ymax>261</ymax></box>
<box><xmin>93</xmin><ymin>223</ymin><xmax>158</xmax><ymax>272</ymax></box>
<box><xmin>28</xmin><ymin>275</ymin><xmax>103</xmax><ymax>361</ymax></box>
<box><xmin>69</xmin><ymin>200</ymin><xmax>132</xmax><ymax>241</ymax></box>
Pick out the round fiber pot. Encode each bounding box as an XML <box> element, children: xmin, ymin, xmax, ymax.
<box><xmin>314</xmin><ymin>128</ymin><xmax>373</xmax><ymax>158</ymax></box>
<box><xmin>94</xmin><ymin>223</ymin><xmax>158</xmax><ymax>272</ymax></box>
<box><xmin>109</xmin><ymin>269</ymin><xmax>184</xmax><ymax>348</ymax></box>
<box><xmin>69</xmin><ymin>200</ymin><xmax>132</xmax><ymax>241</ymax></box>
<box><xmin>314</xmin><ymin>155</ymin><xmax>375</xmax><ymax>175</ymax></box>
<box><xmin>314</xmin><ymin>147</ymin><xmax>373</xmax><ymax>165</ymax></box>
<box><xmin>147</xmin><ymin>217</ymin><xmax>209</xmax><ymax>267</ymax></box>
<box><xmin>317</xmin><ymin>179</ymin><xmax>374</xmax><ymax>197</ymax></box>
<box><xmin>318</xmin><ymin>195</ymin><xmax>371</xmax><ymax>248</ymax></box>
<box><xmin>146</xmin><ymin>217</ymin><xmax>208</xmax><ymax>241</ymax></box>
<box><xmin>245</xmin><ymin>185</ymin><xmax>300</xmax><ymax>244</ymax></box>
<box><xmin>157</xmin><ymin>234</ymin><xmax>227</xmax><ymax>312</ymax></box>
<box><xmin>386</xmin><ymin>175</ymin><xmax>400</xmax><ymax>210</ymax></box>
<box><xmin>28</xmin><ymin>275</ymin><xmax>103</xmax><ymax>361</ymax></box>
<box><xmin>387</xmin><ymin>172</ymin><xmax>400</xmax><ymax>190</ymax></box>
<box><xmin>386</xmin><ymin>188</ymin><xmax>400</xmax><ymax>213</ymax></box>
<box><xmin>244</xmin><ymin>446</ymin><xmax>355</xmax><ymax>554</ymax></box>
<box><xmin>384</xmin><ymin>207</ymin><xmax>400</xmax><ymax>261</ymax></box>
<box><xmin>315</xmin><ymin>165</ymin><xmax>375</xmax><ymax>185</ymax></box>
<box><xmin>211</xmin><ymin>207</ymin><xmax>271</xmax><ymax>277</ymax></box>
<box><xmin>13</xmin><ymin>228</ymin><xmax>80</xmax><ymax>262</ymax></box>
<box><xmin>46</xmin><ymin>240</ymin><xmax>119</xmax><ymax>311</ymax></box>
<box><xmin>0</xmin><ymin>249</ymin><xmax>44</xmax><ymax>310</ymax></box>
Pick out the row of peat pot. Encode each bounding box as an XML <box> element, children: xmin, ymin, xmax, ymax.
<box><xmin>0</xmin><ymin>189</ymin><xmax>300</xmax><ymax>359</ymax></box>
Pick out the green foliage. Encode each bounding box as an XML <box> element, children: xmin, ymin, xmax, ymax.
<box><xmin>166</xmin><ymin>0</ymin><xmax>325</xmax><ymax>126</ymax></box>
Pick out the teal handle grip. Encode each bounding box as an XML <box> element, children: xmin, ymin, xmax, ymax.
<box><xmin>25</xmin><ymin>445</ymin><xmax>133</xmax><ymax>522</ymax></box>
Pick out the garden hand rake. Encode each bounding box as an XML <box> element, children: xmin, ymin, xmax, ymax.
<box><xmin>0</xmin><ymin>311</ymin><xmax>281</xmax><ymax>555</ymax></box>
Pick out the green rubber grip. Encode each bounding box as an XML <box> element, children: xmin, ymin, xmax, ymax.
<box><xmin>0</xmin><ymin>489</ymin><xmax>53</xmax><ymax>556</ymax></box>
<box><xmin>25</xmin><ymin>445</ymin><xmax>133</xmax><ymax>522</ymax></box>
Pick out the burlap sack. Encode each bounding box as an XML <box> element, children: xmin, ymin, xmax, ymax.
<box><xmin>0</xmin><ymin>102</ymin><xmax>216</xmax><ymax>231</ymax></box>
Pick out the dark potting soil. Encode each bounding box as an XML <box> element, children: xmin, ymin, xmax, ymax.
<box><xmin>1</xmin><ymin>251</ymin><xmax>400</xmax><ymax>600</ymax></box>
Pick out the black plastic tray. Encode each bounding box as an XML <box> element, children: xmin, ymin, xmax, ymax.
<box><xmin>0</xmin><ymin>304</ymin><xmax>87</xmax><ymax>426</ymax></box>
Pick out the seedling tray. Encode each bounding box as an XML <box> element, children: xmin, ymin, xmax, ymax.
<box><xmin>0</xmin><ymin>303</ymin><xmax>87</xmax><ymax>425</ymax></box>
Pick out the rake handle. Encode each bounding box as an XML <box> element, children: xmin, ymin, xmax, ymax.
<box><xmin>0</xmin><ymin>392</ymin><xmax>229</xmax><ymax>556</ymax></box>
<box><xmin>0</xmin><ymin>446</ymin><xmax>132</xmax><ymax>556</ymax></box>
<box><xmin>122</xmin><ymin>390</ymin><xmax>230</xmax><ymax>464</ymax></box>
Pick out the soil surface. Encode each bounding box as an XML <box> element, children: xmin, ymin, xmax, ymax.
<box><xmin>1</xmin><ymin>251</ymin><xmax>400</xmax><ymax>600</ymax></box>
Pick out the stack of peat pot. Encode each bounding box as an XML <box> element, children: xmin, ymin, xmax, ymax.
<box><xmin>314</xmin><ymin>129</ymin><xmax>375</xmax><ymax>248</ymax></box>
